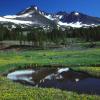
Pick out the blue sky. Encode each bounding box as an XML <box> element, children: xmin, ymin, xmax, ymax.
<box><xmin>0</xmin><ymin>0</ymin><xmax>100</xmax><ymax>17</ymax></box>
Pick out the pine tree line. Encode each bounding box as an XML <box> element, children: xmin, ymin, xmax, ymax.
<box><xmin>0</xmin><ymin>24</ymin><xmax>100</xmax><ymax>47</ymax></box>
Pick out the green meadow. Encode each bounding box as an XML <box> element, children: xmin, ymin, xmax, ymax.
<box><xmin>0</xmin><ymin>48</ymin><xmax>100</xmax><ymax>72</ymax></box>
<box><xmin>0</xmin><ymin>47</ymin><xmax>100</xmax><ymax>100</ymax></box>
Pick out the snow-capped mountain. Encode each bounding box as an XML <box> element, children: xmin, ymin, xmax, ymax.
<box><xmin>0</xmin><ymin>5</ymin><xmax>100</xmax><ymax>28</ymax></box>
<box><xmin>58</xmin><ymin>11</ymin><xmax>100</xmax><ymax>27</ymax></box>
<box><xmin>0</xmin><ymin>5</ymin><xmax>57</xmax><ymax>28</ymax></box>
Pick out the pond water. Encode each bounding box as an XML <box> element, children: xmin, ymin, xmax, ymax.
<box><xmin>7</xmin><ymin>68</ymin><xmax>100</xmax><ymax>95</ymax></box>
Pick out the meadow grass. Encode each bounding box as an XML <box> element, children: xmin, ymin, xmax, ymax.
<box><xmin>0</xmin><ymin>48</ymin><xmax>100</xmax><ymax>73</ymax></box>
<box><xmin>0</xmin><ymin>48</ymin><xmax>100</xmax><ymax>100</ymax></box>
<box><xmin>72</xmin><ymin>67</ymin><xmax>100</xmax><ymax>77</ymax></box>
<box><xmin>0</xmin><ymin>76</ymin><xmax>100</xmax><ymax>100</ymax></box>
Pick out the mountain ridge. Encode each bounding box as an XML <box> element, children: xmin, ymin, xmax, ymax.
<box><xmin>0</xmin><ymin>5</ymin><xmax>100</xmax><ymax>28</ymax></box>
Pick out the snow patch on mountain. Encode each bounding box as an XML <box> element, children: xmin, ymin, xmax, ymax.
<box><xmin>4</xmin><ymin>15</ymin><xmax>17</xmax><ymax>19</ymax></box>
<box><xmin>55</xmin><ymin>15</ymin><xmax>63</xmax><ymax>19</ymax></box>
<box><xmin>58</xmin><ymin>21</ymin><xmax>82</xmax><ymax>27</ymax></box>
<box><xmin>4</xmin><ymin>12</ymin><xmax>33</xmax><ymax>19</ymax></box>
<box><xmin>44</xmin><ymin>14</ymin><xmax>63</xmax><ymax>21</ymax></box>
<box><xmin>45</xmin><ymin>14</ymin><xmax>55</xmax><ymax>20</ymax></box>
<box><xmin>74</xmin><ymin>12</ymin><xmax>79</xmax><ymax>16</ymax></box>
<box><xmin>34</xmin><ymin>6</ymin><xmax>38</xmax><ymax>10</ymax></box>
<box><xmin>58</xmin><ymin>21</ymin><xmax>99</xmax><ymax>28</ymax></box>
<box><xmin>0</xmin><ymin>17</ymin><xmax>33</xmax><ymax>25</ymax></box>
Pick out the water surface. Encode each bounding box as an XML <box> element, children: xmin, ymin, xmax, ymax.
<box><xmin>7</xmin><ymin>68</ymin><xmax>100</xmax><ymax>95</ymax></box>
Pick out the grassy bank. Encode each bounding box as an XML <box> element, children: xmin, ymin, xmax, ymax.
<box><xmin>72</xmin><ymin>67</ymin><xmax>100</xmax><ymax>77</ymax></box>
<box><xmin>0</xmin><ymin>76</ymin><xmax>100</xmax><ymax>100</ymax></box>
<box><xmin>0</xmin><ymin>48</ymin><xmax>100</xmax><ymax>73</ymax></box>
